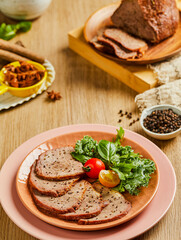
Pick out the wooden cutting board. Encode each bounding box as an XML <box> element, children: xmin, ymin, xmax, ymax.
<box><xmin>176</xmin><ymin>0</ymin><xmax>181</xmax><ymax>11</ymax></box>
<box><xmin>68</xmin><ymin>27</ymin><xmax>157</xmax><ymax>93</ymax></box>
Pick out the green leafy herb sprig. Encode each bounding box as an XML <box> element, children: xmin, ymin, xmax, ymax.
<box><xmin>71</xmin><ymin>127</ymin><xmax>156</xmax><ymax>195</ymax></box>
<box><xmin>0</xmin><ymin>22</ymin><xmax>32</xmax><ymax>40</ymax></box>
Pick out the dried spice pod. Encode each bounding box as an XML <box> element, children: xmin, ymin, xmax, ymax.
<box><xmin>47</xmin><ymin>90</ymin><xmax>62</xmax><ymax>101</ymax></box>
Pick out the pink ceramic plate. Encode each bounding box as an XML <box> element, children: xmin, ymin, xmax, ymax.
<box><xmin>0</xmin><ymin>124</ymin><xmax>176</xmax><ymax>240</ymax></box>
<box><xmin>16</xmin><ymin>129</ymin><xmax>159</xmax><ymax>231</ymax></box>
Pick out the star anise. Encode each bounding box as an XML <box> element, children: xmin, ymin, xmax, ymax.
<box><xmin>47</xmin><ymin>90</ymin><xmax>62</xmax><ymax>101</ymax></box>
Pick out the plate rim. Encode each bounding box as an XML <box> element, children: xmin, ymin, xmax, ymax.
<box><xmin>15</xmin><ymin>128</ymin><xmax>160</xmax><ymax>231</ymax></box>
<box><xmin>83</xmin><ymin>3</ymin><xmax>181</xmax><ymax>65</ymax></box>
<box><xmin>0</xmin><ymin>124</ymin><xmax>177</xmax><ymax>240</ymax></box>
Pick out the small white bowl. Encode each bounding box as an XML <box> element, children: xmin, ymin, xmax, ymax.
<box><xmin>0</xmin><ymin>0</ymin><xmax>52</xmax><ymax>20</ymax></box>
<box><xmin>140</xmin><ymin>104</ymin><xmax>181</xmax><ymax>140</ymax></box>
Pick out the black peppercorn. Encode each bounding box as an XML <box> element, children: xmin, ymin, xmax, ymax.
<box><xmin>143</xmin><ymin>109</ymin><xmax>181</xmax><ymax>134</ymax></box>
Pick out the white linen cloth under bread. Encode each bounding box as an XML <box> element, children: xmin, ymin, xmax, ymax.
<box><xmin>149</xmin><ymin>53</ymin><xmax>181</xmax><ymax>85</ymax></box>
<box><xmin>135</xmin><ymin>80</ymin><xmax>181</xmax><ymax>112</ymax></box>
<box><xmin>135</xmin><ymin>53</ymin><xmax>181</xmax><ymax>112</ymax></box>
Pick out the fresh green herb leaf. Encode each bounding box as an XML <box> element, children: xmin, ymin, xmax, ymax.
<box><xmin>0</xmin><ymin>21</ymin><xmax>32</xmax><ymax>40</ymax></box>
<box><xmin>16</xmin><ymin>21</ymin><xmax>32</xmax><ymax>32</ymax></box>
<box><xmin>113</xmin><ymin>181</ymin><xmax>125</xmax><ymax>192</ymax></box>
<box><xmin>114</xmin><ymin>127</ymin><xmax>124</xmax><ymax>147</ymax></box>
<box><xmin>111</xmin><ymin>167</ymin><xmax>125</xmax><ymax>180</ymax></box>
<box><xmin>74</xmin><ymin>136</ymin><xmax>98</xmax><ymax>157</ymax></box>
<box><xmin>71</xmin><ymin>127</ymin><xmax>156</xmax><ymax>195</ymax></box>
<box><xmin>98</xmin><ymin>140</ymin><xmax>116</xmax><ymax>161</ymax></box>
<box><xmin>71</xmin><ymin>152</ymin><xmax>91</xmax><ymax>164</ymax></box>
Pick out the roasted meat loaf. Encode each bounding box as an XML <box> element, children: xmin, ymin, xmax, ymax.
<box><xmin>35</xmin><ymin>147</ymin><xmax>85</xmax><ymax>180</ymax></box>
<box><xmin>111</xmin><ymin>0</ymin><xmax>179</xmax><ymax>43</ymax></box>
<box><xmin>30</xmin><ymin>180</ymin><xmax>87</xmax><ymax>214</ymax></box>
<box><xmin>58</xmin><ymin>181</ymin><xmax>107</xmax><ymax>220</ymax></box>
<box><xmin>29</xmin><ymin>162</ymin><xmax>79</xmax><ymax>197</ymax></box>
<box><xmin>78</xmin><ymin>183</ymin><xmax>131</xmax><ymax>224</ymax></box>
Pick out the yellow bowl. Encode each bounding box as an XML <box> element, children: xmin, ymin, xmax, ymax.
<box><xmin>0</xmin><ymin>61</ymin><xmax>47</xmax><ymax>98</ymax></box>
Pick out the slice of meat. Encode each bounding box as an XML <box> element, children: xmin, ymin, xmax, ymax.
<box><xmin>28</xmin><ymin>162</ymin><xmax>79</xmax><ymax>197</ymax></box>
<box><xmin>58</xmin><ymin>182</ymin><xmax>106</xmax><ymax>220</ymax></box>
<box><xmin>78</xmin><ymin>183</ymin><xmax>131</xmax><ymax>224</ymax></box>
<box><xmin>97</xmin><ymin>36</ymin><xmax>138</xmax><ymax>59</ymax></box>
<box><xmin>111</xmin><ymin>0</ymin><xmax>179</xmax><ymax>43</ymax></box>
<box><xmin>35</xmin><ymin>147</ymin><xmax>85</xmax><ymax>180</ymax></box>
<box><xmin>90</xmin><ymin>39</ymin><xmax>114</xmax><ymax>54</ymax></box>
<box><xmin>30</xmin><ymin>180</ymin><xmax>87</xmax><ymax>214</ymax></box>
<box><xmin>104</xmin><ymin>28</ymin><xmax>148</xmax><ymax>53</ymax></box>
<box><xmin>90</xmin><ymin>35</ymin><xmax>114</xmax><ymax>54</ymax></box>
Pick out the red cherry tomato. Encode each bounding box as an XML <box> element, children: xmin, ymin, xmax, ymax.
<box><xmin>83</xmin><ymin>158</ymin><xmax>105</xmax><ymax>179</ymax></box>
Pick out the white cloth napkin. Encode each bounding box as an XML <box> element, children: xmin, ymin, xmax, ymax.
<box><xmin>135</xmin><ymin>53</ymin><xmax>181</xmax><ymax>112</ymax></box>
<box><xmin>135</xmin><ymin>80</ymin><xmax>181</xmax><ymax>112</ymax></box>
<box><xmin>149</xmin><ymin>53</ymin><xmax>181</xmax><ymax>85</ymax></box>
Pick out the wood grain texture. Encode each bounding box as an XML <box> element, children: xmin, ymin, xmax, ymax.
<box><xmin>0</xmin><ymin>0</ymin><xmax>180</xmax><ymax>240</ymax></box>
<box><xmin>176</xmin><ymin>0</ymin><xmax>181</xmax><ymax>11</ymax></box>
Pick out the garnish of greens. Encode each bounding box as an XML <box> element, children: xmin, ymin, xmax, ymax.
<box><xmin>0</xmin><ymin>22</ymin><xmax>32</xmax><ymax>40</ymax></box>
<box><xmin>71</xmin><ymin>127</ymin><xmax>156</xmax><ymax>195</ymax></box>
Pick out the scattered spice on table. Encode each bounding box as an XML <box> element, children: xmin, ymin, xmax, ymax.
<box><xmin>47</xmin><ymin>90</ymin><xmax>62</xmax><ymax>101</ymax></box>
<box><xmin>118</xmin><ymin>109</ymin><xmax>139</xmax><ymax>126</ymax></box>
<box><xmin>143</xmin><ymin>109</ymin><xmax>181</xmax><ymax>134</ymax></box>
<box><xmin>129</xmin><ymin>118</ymin><xmax>139</xmax><ymax>126</ymax></box>
<box><xmin>4</xmin><ymin>61</ymin><xmax>45</xmax><ymax>88</ymax></box>
<box><xmin>127</xmin><ymin>112</ymin><xmax>132</xmax><ymax>119</ymax></box>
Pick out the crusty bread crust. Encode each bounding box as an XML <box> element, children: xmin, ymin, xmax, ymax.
<box><xmin>29</xmin><ymin>180</ymin><xmax>87</xmax><ymax>214</ymax></box>
<box><xmin>28</xmin><ymin>162</ymin><xmax>80</xmax><ymax>197</ymax></box>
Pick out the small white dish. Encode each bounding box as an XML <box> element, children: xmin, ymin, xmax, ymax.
<box><xmin>140</xmin><ymin>105</ymin><xmax>181</xmax><ymax>140</ymax></box>
<box><xmin>0</xmin><ymin>0</ymin><xmax>52</xmax><ymax>20</ymax></box>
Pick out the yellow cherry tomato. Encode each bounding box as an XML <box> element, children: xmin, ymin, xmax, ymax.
<box><xmin>99</xmin><ymin>170</ymin><xmax>120</xmax><ymax>188</ymax></box>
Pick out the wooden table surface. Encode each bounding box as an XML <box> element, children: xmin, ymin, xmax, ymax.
<box><xmin>0</xmin><ymin>0</ymin><xmax>180</xmax><ymax>239</ymax></box>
